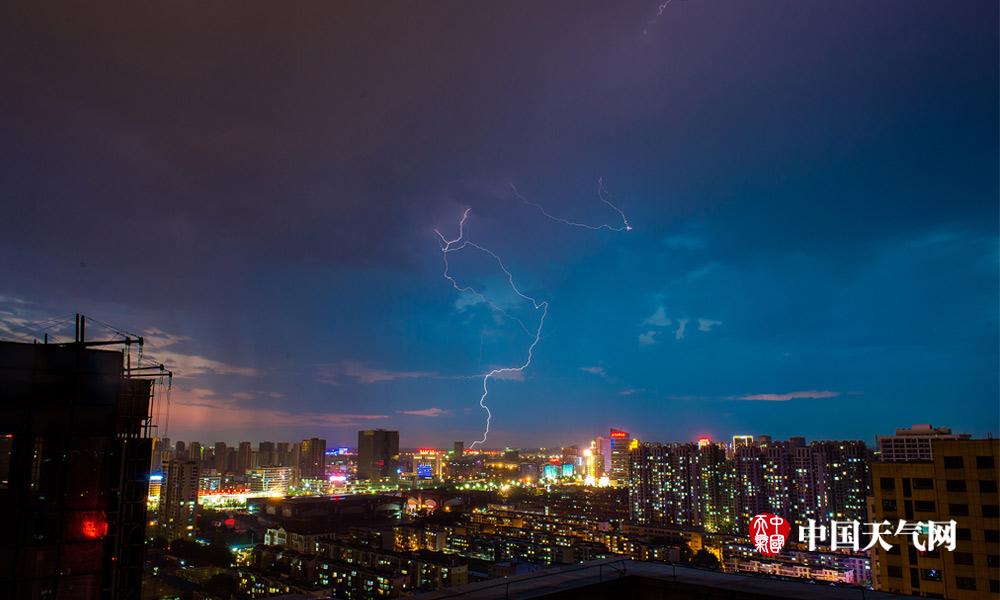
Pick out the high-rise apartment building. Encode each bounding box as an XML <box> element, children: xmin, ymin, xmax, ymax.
<box><xmin>870</xmin><ymin>438</ymin><xmax>999</xmax><ymax>598</ymax></box>
<box><xmin>357</xmin><ymin>430</ymin><xmax>399</xmax><ymax>480</ymax></box>
<box><xmin>878</xmin><ymin>424</ymin><xmax>971</xmax><ymax>462</ymax></box>
<box><xmin>188</xmin><ymin>441</ymin><xmax>202</xmax><ymax>467</ymax></box>
<box><xmin>824</xmin><ymin>440</ymin><xmax>869</xmax><ymax>521</ymax></box>
<box><xmin>698</xmin><ymin>441</ymin><xmax>734</xmax><ymax>533</ymax></box>
<box><xmin>628</xmin><ymin>442</ymin><xmax>701</xmax><ymax>529</ymax></box>
<box><xmin>258</xmin><ymin>441</ymin><xmax>275</xmax><ymax>467</ymax></box>
<box><xmin>733</xmin><ymin>443</ymin><xmax>766</xmax><ymax>531</ymax></box>
<box><xmin>158</xmin><ymin>459</ymin><xmax>199</xmax><ymax>541</ymax></box>
<box><xmin>214</xmin><ymin>441</ymin><xmax>228</xmax><ymax>473</ymax></box>
<box><xmin>299</xmin><ymin>437</ymin><xmax>327</xmax><ymax>480</ymax></box>
<box><xmin>628</xmin><ymin>436</ymin><xmax>869</xmax><ymax>536</ymax></box>
<box><xmin>237</xmin><ymin>441</ymin><xmax>253</xmax><ymax>474</ymax></box>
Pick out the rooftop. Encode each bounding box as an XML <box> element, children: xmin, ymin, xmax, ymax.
<box><xmin>411</xmin><ymin>558</ymin><xmax>905</xmax><ymax>600</ymax></box>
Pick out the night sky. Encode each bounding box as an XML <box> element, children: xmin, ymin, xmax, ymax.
<box><xmin>1</xmin><ymin>2</ymin><xmax>996</xmax><ymax>447</ymax></box>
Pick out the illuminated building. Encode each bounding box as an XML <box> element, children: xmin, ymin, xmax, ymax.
<box><xmin>609</xmin><ymin>429</ymin><xmax>631</xmax><ymax>484</ymax></box>
<box><xmin>244</xmin><ymin>543</ymin><xmax>420</xmax><ymax>599</ymax></box>
<box><xmin>299</xmin><ymin>437</ymin><xmax>327</xmax><ymax>480</ymax></box>
<box><xmin>357</xmin><ymin>429</ymin><xmax>399</xmax><ymax>480</ymax></box>
<box><xmin>824</xmin><ymin>440</ymin><xmax>869</xmax><ymax>521</ymax></box>
<box><xmin>582</xmin><ymin>446</ymin><xmax>604</xmax><ymax>479</ymax></box>
<box><xmin>249</xmin><ymin>466</ymin><xmax>294</xmax><ymax>494</ymax></box>
<box><xmin>597</xmin><ymin>435</ymin><xmax>612</xmax><ymax>474</ymax></box>
<box><xmin>147</xmin><ymin>473</ymin><xmax>163</xmax><ymax>509</ymax></box>
<box><xmin>791</xmin><ymin>444</ymin><xmax>827</xmax><ymax>521</ymax></box>
<box><xmin>733</xmin><ymin>442</ymin><xmax>766</xmax><ymax>532</ymax></box>
<box><xmin>760</xmin><ymin>443</ymin><xmax>795</xmax><ymax>520</ymax></box>
<box><xmin>790</xmin><ymin>440</ymin><xmax>870</xmax><ymax>522</ymax></box>
<box><xmin>628</xmin><ymin>442</ymin><xmax>701</xmax><ymax>529</ymax></box>
<box><xmin>629</xmin><ymin>435</ymin><xmax>868</xmax><ymax>536</ymax></box>
<box><xmin>199</xmin><ymin>474</ymin><xmax>222</xmax><ymax>492</ymax></box>
<box><xmin>724</xmin><ymin>543</ymin><xmax>868</xmax><ymax>584</ymax></box>
<box><xmin>877</xmin><ymin>424</ymin><xmax>971</xmax><ymax>462</ymax></box>
<box><xmin>698</xmin><ymin>441</ymin><xmax>734</xmax><ymax>534</ymax></box>
<box><xmin>870</xmin><ymin>438</ymin><xmax>999</xmax><ymax>598</ymax></box>
<box><xmin>410</xmin><ymin>448</ymin><xmax>445</xmax><ymax>480</ymax></box>
<box><xmin>159</xmin><ymin>459</ymin><xmax>199</xmax><ymax>540</ymax></box>
<box><xmin>543</xmin><ymin>464</ymin><xmax>559</xmax><ymax>480</ymax></box>
<box><xmin>628</xmin><ymin>442</ymin><xmax>670</xmax><ymax>526</ymax></box>
<box><xmin>0</xmin><ymin>331</ymin><xmax>155</xmax><ymax>599</ymax></box>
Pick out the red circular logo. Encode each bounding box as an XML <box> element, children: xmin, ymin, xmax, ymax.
<box><xmin>750</xmin><ymin>513</ymin><xmax>790</xmax><ymax>555</ymax></box>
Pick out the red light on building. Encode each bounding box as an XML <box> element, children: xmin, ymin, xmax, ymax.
<box><xmin>610</xmin><ymin>430</ymin><xmax>628</xmax><ymax>439</ymax></box>
<box><xmin>80</xmin><ymin>512</ymin><xmax>109</xmax><ymax>540</ymax></box>
<box><xmin>224</xmin><ymin>517</ymin><xmax>236</xmax><ymax>528</ymax></box>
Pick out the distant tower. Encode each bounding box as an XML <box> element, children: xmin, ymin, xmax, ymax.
<box><xmin>357</xmin><ymin>430</ymin><xmax>399</xmax><ymax>480</ymax></box>
<box><xmin>609</xmin><ymin>429</ymin><xmax>632</xmax><ymax>484</ymax></box>
<box><xmin>188</xmin><ymin>441</ymin><xmax>202</xmax><ymax>467</ymax></box>
<box><xmin>258</xmin><ymin>441</ymin><xmax>275</xmax><ymax>467</ymax></box>
<box><xmin>453</xmin><ymin>441</ymin><xmax>464</xmax><ymax>456</ymax></box>
<box><xmin>214</xmin><ymin>442</ymin><xmax>227</xmax><ymax>473</ymax></box>
<box><xmin>236</xmin><ymin>441</ymin><xmax>252</xmax><ymax>474</ymax></box>
<box><xmin>299</xmin><ymin>438</ymin><xmax>327</xmax><ymax>480</ymax></box>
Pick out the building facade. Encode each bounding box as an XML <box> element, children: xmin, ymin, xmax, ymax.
<box><xmin>870</xmin><ymin>438</ymin><xmax>999</xmax><ymax>598</ymax></box>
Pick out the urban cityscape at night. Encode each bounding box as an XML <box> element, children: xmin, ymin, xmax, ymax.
<box><xmin>1</xmin><ymin>2</ymin><xmax>997</xmax><ymax>599</ymax></box>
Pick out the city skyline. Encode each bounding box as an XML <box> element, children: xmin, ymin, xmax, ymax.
<box><xmin>1</xmin><ymin>1</ymin><xmax>997</xmax><ymax>446</ymax></box>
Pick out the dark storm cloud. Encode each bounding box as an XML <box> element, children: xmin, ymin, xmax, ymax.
<box><xmin>0</xmin><ymin>1</ymin><xmax>996</xmax><ymax>444</ymax></box>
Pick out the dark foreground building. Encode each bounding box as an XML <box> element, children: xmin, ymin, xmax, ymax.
<box><xmin>0</xmin><ymin>336</ymin><xmax>156</xmax><ymax>599</ymax></box>
<box><xmin>411</xmin><ymin>558</ymin><xmax>906</xmax><ymax>600</ymax></box>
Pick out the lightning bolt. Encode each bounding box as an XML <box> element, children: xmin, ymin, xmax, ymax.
<box><xmin>643</xmin><ymin>0</ymin><xmax>675</xmax><ymax>36</ymax></box>
<box><xmin>435</xmin><ymin>180</ymin><xmax>630</xmax><ymax>448</ymax></box>
<box><xmin>510</xmin><ymin>178</ymin><xmax>632</xmax><ymax>232</ymax></box>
